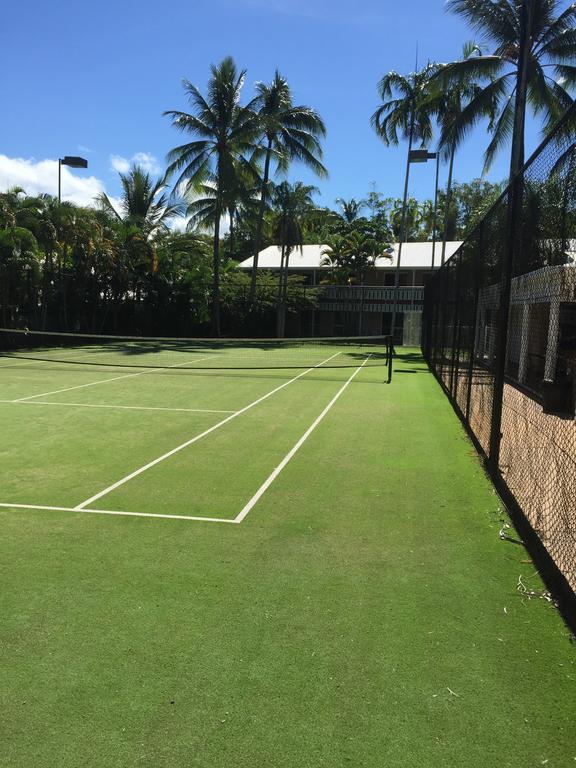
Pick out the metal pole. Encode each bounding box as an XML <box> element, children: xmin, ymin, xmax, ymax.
<box><xmin>390</xmin><ymin>111</ymin><xmax>415</xmax><ymax>347</ymax></box>
<box><xmin>465</xmin><ymin>224</ymin><xmax>484</xmax><ymax>422</ymax></box>
<box><xmin>58</xmin><ymin>159</ymin><xmax>62</xmax><ymax>204</ymax></box>
<box><xmin>431</xmin><ymin>152</ymin><xmax>440</xmax><ymax>269</ymax></box>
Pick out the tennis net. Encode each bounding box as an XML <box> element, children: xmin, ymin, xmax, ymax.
<box><xmin>0</xmin><ymin>328</ymin><xmax>393</xmax><ymax>373</ymax></box>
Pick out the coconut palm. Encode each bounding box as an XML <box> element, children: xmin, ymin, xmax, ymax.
<box><xmin>97</xmin><ymin>165</ymin><xmax>183</xmax><ymax>237</ymax></box>
<box><xmin>371</xmin><ymin>63</ymin><xmax>438</xmax><ymax>340</ymax></box>
<box><xmin>249</xmin><ymin>71</ymin><xmax>327</xmax><ymax>302</ymax></box>
<box><xmin>388</xmin><ymin>196</ymin><xmax>424</xmax><ymax>240</ymax></box>
<box><xmin>164</xmin><ymin>56</ymin><xmax>261</xmax><ymax>335</ymax></box>
<box><xmin>335</xmin><ymin>197</ymin><xmax>366</xmax><ymax>223</ymax></box>
<box><xmin>184</xmin><ymin>159</ymin><xmax>259</xmax><ymax>263</ymax></box>
<box><xmin>271</xmin><ymin>181</ymin><xmax>318</xmax><ymax>337</ymax></box>
<box><xmin>322</xmin><ymin>222</ymin><xmax>391</xmax><ymax>334</ymax></box>
<box><xmin>441</xmin><ymin>0</ymin><xmax>576</xmax><ymax>183</ymax></box>
<box><xmin>322</xmin><ymin>225</ymin><xmax>391</xmax><ymax>283</ymax></box>
<box><xmin>427</xmin><ymin>42</ymin><xmax>487</xmax><ymax>263</ymax></box>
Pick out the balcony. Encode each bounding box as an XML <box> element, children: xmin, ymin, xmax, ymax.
<box><xmin>315</xmin><ymin>285</ymin><xmax>425</xmax><ymax>313</ymax></box>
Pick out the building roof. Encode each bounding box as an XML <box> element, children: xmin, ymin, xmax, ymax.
<box><xmin>238</xmin><ymin>241</ymin><xmax>464</xmax><ymax>271</ymax></box>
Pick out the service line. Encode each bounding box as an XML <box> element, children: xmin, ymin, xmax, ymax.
<box><xmin>235</xmin><ymin>356</ymin><xmax>370</xmax><ymax>523</ymax></box>
<box><xmin>74</xmin><ymin>352</ymin><xmax>341</xmax><ymax>510</ymax></box>
<box><xmin>0</xmin><ymin>502</ymin><xmax>236</xmax><ymax>523</ymax></box>
<box><xmin>0</xmin><ymin>399</ymin><xmax>236</xmax><ymax>415</ymax></box>
<box><xmin>74</xmin><ymin>352</ymin><xmax>341</xmax><ymax>511</ymax></box>
<box><xmin>12</xmin><ymin>355</ymin><xmax>219</xmax><ymax>402</ymax></box>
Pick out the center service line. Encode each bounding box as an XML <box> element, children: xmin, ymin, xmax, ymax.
<box><xmin>234</xmin><ymin>356</ymin><xmax>370</xmax><ymax>524</ymax></box>
<box><xmin>74</xmin><ymin>352</ymin><xmax>342</xmax><ymax>511</ymax></box>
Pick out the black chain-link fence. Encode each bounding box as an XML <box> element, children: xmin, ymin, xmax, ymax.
<box><xmin>424</xmin><ymin>105</ymin><xmax>576</xmax><ymax>596</ymax></box>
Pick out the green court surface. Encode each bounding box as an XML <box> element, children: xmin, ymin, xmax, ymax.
<box><xmin>0</xmin><ymin>345</ymin><xmax>574</xmax><ymax>767</ymax></box>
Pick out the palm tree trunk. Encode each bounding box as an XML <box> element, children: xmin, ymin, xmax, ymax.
<box><xmin>276</xmin><ymin>236</ymin><xmax>287</xmax><ymax>338</ymax></box>
<box><xmin>228</xmin><ymin>207</ymin><xmax>236</xmax><ymax>261</ymax></box>
<box><xmin>441</xmin><ymin>144</ymin><xmax>456</xmax><ymax>266</ymax></box>
<box><xmin>249</xmin><ymin>139</ymin><xmax>273</xmax><ymax>303</ymax></box>
<box><xmin>488</xmin><ymin>0</ymin><xmax>532</xmax><ymax>468</ymax></box>
<box><xmin>280</xmin><ymin>247</ymin><xmax>293</xmax><ymax>338</ymax></box>
<box><xmin>509</xmin><ymin>2</ymin><xmax>531</xmax><ymax>183</ymax></box>
<box><xmin>212</xmin><ymin>201</ymin><xmax>222</xmax><ymax>337</ymax></box>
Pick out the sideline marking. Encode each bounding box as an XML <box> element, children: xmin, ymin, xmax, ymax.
<box><xmin>12</xmin><ymin>355</ymin><xmax>218</xmax><ymax>402</ymax></box>
<box><xmin>235</xmin><ymin>357</ymin><xmax>370</xmax><ymax>523</ymax></box>
<box><xmin>0</xmin><ymin>502</ymin><xmax>236</xmax><ymax>523</ymax></box>
<box><xmin>74</xmin><ymin>352</ymin><xmax>341</xmax><ymax>511</ymax></box>
<box><xmin>0</xmin><ymin>399</ymin><xmax>236</xmax><ymax>415</ymax></box>
<box><xmin>0</xmin><ymin>358</ymin><xmax>40</xmax><ymax>369</ymax></box>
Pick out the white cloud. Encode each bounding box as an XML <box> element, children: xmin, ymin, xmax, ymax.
<box><xmin>110</xmin><ymin>151</ymin><xmax>161</xmax><ymax>176</ymax></box>
<box><xmin>0</xmin><ymin>154</ymin><xmax>105</xmax><ymax>207</ymax></box>
<box><xmin>110</xmin><ymin>154</ymin><xmax>131</xmax><ymax>174</ymax></box>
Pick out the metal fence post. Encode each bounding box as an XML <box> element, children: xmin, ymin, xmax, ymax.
<box><xmin>465</xmin><ymin>224</ymin><xmax>484</xmax><ymax>422</ymax></box>
<box><xmin>488</xmin><ymin>176</ymin><xmax>522</xmax><ymax>471</ymax></box>
<box><xmin>449</xmin><ymin>253</ymin><xmax>462</xmax><ymax>396</ymax></box>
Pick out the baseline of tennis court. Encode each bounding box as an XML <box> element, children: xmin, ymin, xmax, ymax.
<box><xmin>0</xmin><ymin>341</ymin><xmax>385</xmax><ymax>523</ymax></box>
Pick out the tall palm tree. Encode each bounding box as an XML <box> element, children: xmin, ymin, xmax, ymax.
<box><xmin>371</xmin><ymin>63</ymin><xmax>438</xmax><ymax>341</ymax></box>
<box><xmin>184</xmin><ymin>159</ymin><xmax>259</xmax><ymax>263</ymax></box>
<box><xmin>97</xmin><ymin>165</ymin><xmax>183</xmax><ymax>237</ymax></box>
<box><xmin>388</xmin><ymin>196</ymin><xmax>424</xmax><ymax>240</ymax></box>
<box><xmin>249</xmin><ymin>71</ymin><xmax>327</xmax><ymax>302</ymax></box>
<box><xmin>335</xmin><ymin>197</ymin><xmax>366</xmax><ymax>223</ymax></box>
<box><xmin>271</xmin><ymin>181</ymin><xmax>318</xmax><ymax>337</ymax></box>
<box><xmin>428</xmin><ymin>42</ymin><xmax>487</xmax><ymax>263</ymax></box>
<box><xmin>164</xmin><ymin>56</ymin><xmax>261</xmax><ymax>335</ymax></box>
<box><xmin>441</xmin><ymin>0</ymin><xmax>576</xmax><ymax>183</ymax></box>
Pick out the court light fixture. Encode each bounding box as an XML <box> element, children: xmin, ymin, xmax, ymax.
<box><xmin>408</xmin><ymin>149</ymin><xmax>437</xmax><ymax>163</ymax></box>
<box><xmin>58</xmin><ymin>155</ymin><xmax>88</xmax><ymax>203</ymax></box>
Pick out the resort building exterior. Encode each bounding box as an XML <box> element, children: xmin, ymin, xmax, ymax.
<box><xmin>238</xmin><ymin>241</ymin><xmax>463</xmax><ymax>343</ymax></box>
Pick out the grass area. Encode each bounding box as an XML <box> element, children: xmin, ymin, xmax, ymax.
<box><xmin>0</xmin><ymin>345</ymin><xmax>574</xmax><ymax>767</ymax></box>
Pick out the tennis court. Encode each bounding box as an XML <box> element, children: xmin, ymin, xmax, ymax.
<box><xmin>1</xmin><ymin>333</ymin><xmax>575</xmax><ymax>768</ymax></box>
<box><xmin>0</xmin><ymin>331</ymin><xmax>392</xmax><ymax>523</ymax></box>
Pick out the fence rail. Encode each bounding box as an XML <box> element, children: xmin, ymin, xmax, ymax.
<box><xmin>423</xmin><ymin>103</ymin><xmax>576</xmax><ymax>596</ymax></box>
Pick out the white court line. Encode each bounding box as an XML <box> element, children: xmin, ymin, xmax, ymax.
<box><xmin>0</xmin><ymin>356</ymin><xmax>49</xmax><ymax>369</ymax></box>
<box><xmin>2</xmin><ymin>346</ymin><xmax>132</xmax><ymax>367</ymax></box>
<box><xmin>235</xmin><ymin>356</ymin><xmax>370</xmax><ymax>524</ymax></box>
<box><xmin>12</xmin><ymin>355</ymin><xmax>218</xmax><ymax>402</ymax></box>
<box><xmin>0</xmin><ymin>502</ymin><xmax>236</xmax><ymax>523</ymax></box>
<box><xmin>74</xmin><ymin>352</ymin><xmax>341</xmax><ymax>511</ymax></box>
<box><xmin>0</xmin><ymin>399</ymin><xmax>236</xmax><ymax>415</ymax></box>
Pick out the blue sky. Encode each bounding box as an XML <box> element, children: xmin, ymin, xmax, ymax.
<box><xmin>0</xmin><ymin>0</ymin><xmax>546</xmax><ymax>209</ymax></box>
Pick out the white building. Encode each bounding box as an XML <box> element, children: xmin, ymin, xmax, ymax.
<box><xmin>237</xmin><ymin>241</ymin><xmax>463</xmax><ymax>342</ymax></box>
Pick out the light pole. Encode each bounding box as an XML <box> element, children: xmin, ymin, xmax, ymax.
<box><xmin>58</xmin><ymin>156</ymin><xmax>88</xmax><ymax>203</ymax></box>
<box><xmin>390</xmin><ymin>148</ymin><xmax>438</xmax><ymax>345</ymax></box>
<box><xmin>430</xmin><ymin>152</ymin><xmax>440</xmax><ymax>269</ymax></box>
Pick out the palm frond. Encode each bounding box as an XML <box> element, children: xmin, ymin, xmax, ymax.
<box><xmin>446</xmin><ymin>0</ymin><xmax>519</xmax><ymax>46</ymax></box>
<box><xmin>483</xmin><ymin>88</ymin><xmax>516</xmax><ymax>172</ymax></box>
<box><xmin>439</xmin><ymin>73</ymin><xmax>513</xmax><ymax>154</ymax></box>
<box><xmin>535</xmin><ymin>2</ymin><xmax>576</xmax><ymax>51</ymax></box>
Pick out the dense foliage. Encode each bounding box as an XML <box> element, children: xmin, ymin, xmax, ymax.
<box><xmin>0</xmin><ymin>175</ymin><xmax>502</xmax><ymax>335</ymax></box>
<box><xmin>10</xmin><ymin>0</ymin><xmax>575</xmax><ymax>340</ymax></box>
